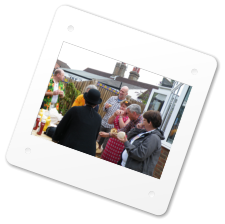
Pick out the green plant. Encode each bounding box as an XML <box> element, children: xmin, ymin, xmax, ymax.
<box><xmin>138</xmin><ymin>90</ymin><xmax>151</xmax><ymax>105</ymax></box>
<box><xmin>59</xmin><ymin>82</ymin><xmax>81</xmax><ymax>116</ymax></box>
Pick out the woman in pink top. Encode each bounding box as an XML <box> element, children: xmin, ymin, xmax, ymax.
<box><xmin>100</xmin><ymin>100</ymin><xmax>131</xmax><ymax>164</ymax></box>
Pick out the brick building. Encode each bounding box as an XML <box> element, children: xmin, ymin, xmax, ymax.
<box><xmin>55</xmin><ymin>59</ymin><xmax>70</xmax><ymax>69</ymax></box>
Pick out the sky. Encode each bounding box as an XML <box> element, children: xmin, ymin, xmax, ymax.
<box><xmin>57</xmin><ymin>42</ymin><xmax>164</xmax><ymax>86</ymax></box>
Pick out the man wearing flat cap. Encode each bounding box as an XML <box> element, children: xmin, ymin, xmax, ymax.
<box><xmin>52</xmin><ymin>89</ymin><xmax>102</xmax><ymax>156</ymax></box>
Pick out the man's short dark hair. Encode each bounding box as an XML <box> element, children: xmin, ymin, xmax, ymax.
<box><xmin>143</xmin><ymin>110</ymin><xmax>162</xmax><ymax>128</ymax></box>
<box><xmin>54</xmin><ymin>69</ymin><xmax>62</xmax><ymax>76</ymax></box>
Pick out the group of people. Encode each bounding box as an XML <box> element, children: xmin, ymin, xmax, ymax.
<box><xmin>44</xmin><ymin>68</ymin><xmax>165</xmax><ymax>176</ymax></box>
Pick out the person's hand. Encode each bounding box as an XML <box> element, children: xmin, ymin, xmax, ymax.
<box><xmin>99</xmin><ymin>131</ymin><xmax>109</xmax><ymax>138</ymax></box>
<box><xmin>114</xmin><ymin>110</ymin><xmax>120</xmax><ymax>116</ymax></box>
<box><xmin>111</xmin><ymin>132</ymin><xmax>118</xmax><ymax>138</ymax></box>
<box><xmin>118</xmin><ymin>110</ymin><xmax>124</xmax><ymax>115</ymax></box>
<box><xmin>136</xmin><ymin>122</ymin><xmax>144</xmax><ymax>129</ymax></box>
<box><xmin>59</xmin><ymin>90</ymin><xmax>64</xmax><ymax>97</ymax></box>
<box><xmin>117</xmin><ymin>135</ymin><xmax>127</xmax><ymax>143</ymax></box>
<box><xmin>105</xmin><ymin>103</ymin><xmax>110</xmax><ymax>109</ymax></box>
<box><xmin>53</xmin><ymin>90</ymin><xmax>60</xmax><ymax>95</ymax></box>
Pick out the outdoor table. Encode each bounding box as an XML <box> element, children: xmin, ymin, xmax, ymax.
<box><xmin>32</xmin><ymin>129</ymin><xmax>102</xmax><ymax>158</ymax></box>
<box><xmin>32</xmin><ymin>129</ymin><xmax>52</xmax><ymax>141</ymax></box>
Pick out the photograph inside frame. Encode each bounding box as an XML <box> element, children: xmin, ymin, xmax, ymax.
<box><xmin>31</xmin><ymin>42</ymin><xmax>192</xmax><ymax>179</ymax></box>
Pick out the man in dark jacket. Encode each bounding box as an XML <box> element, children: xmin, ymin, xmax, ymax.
<box><xmin>117</xmin><ymin>110</ymin><xmax>165</xmax><ymax>176</ymax></box>
<box><xmin>52</xmin><ymin>89</ymin><xmax>102</xmax><ymax>156</ymax></box>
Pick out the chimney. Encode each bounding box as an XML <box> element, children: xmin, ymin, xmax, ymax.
<box><xmin>113</xmin><ymin>62</ymin><xmax>127</xmax><ymax>78</ymax></box>
<box><xmin>128</xmin><ymin>67</ymin><xmax>140</xmax><ymax>81</ymax></box>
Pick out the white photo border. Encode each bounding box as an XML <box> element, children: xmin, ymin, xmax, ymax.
<box><xmin>6</xmin><ymin>6</ymin><xmax>217</xmax><ymax>215</ymax></box>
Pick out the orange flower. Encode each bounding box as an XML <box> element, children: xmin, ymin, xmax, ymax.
<box><xmin>47</xmin><ymin>90</ymin><xmax>51</xmax><ymax>92</ymax></box>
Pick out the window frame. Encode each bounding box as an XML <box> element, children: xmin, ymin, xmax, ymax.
<box><xmin>161</xmin><ymin>84</ymin><xmax>190</xmax><ymax>150</ymax></box>
<box><xmin>143</xmin><ymin>88</ymin><xmax>171</xmax><ymax>115</ymax></box>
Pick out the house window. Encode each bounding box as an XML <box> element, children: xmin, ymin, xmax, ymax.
<box><xmin>160</xmin><ymin>95</ymin><xmax>178</xmax><ymax>133</ymax></box>
<box><xmin>148</xmin><ymin>93</ymin><xmax>167</xmax><ymax>112</ymax></box>
<box><xmin>160</xmin><ymin>84</ymin><xmax>183</xmax><ymax>133</ymax></box>
<box><xmin>166</xmin><ymin>86</ymin><xmax>192</xmax><ymax>144</ymax></box>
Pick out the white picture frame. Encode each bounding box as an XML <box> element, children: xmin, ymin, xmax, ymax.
<box><xmin>5</xmin><ymin>6</ymin><xmax>217</xmax><ymax>215</ymax></box>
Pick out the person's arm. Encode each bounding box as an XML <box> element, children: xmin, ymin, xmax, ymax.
<box><xmin>59</xmin><ymin>93</ymin><xmax>64</xmax><ymax>98</ymax></box>
<box><xmin>96</xmin><ymin>116</ymin><xmax>102</xmax><ymax>139</ymax></box>
<box><xmin>135</xmin><ymin>115</ymin><xmax>144</xmax><ymax>128</ymax></box>
<box><xmin>59</xmin><ymin>88</ymin><xmax>64</xmax><ymax>98</ymax></box>
<box><xmin>124</xmin><ymin>135</ymin><xmax>159</xmax><ymax>162</ymax></box>
<box><xmin>136</xmin><ymin>122</ymin><xmax>144</xmax><ymax>129</ymax></box>
<box><xmin>45</xmin><ymin>90</ymin><xmax>60</xmax><ymax>97</ymax></box>
<box><xmin>108</xmin><ymin>114</ymin><xmax>116</xmax><ymax>124</ymax></box>
<box><xmin>99</xmin><ymin>131</ymin><xmax>111</xmax><ymax>138</ymax></box>
<box><xmin>103</xmin><ymin>97</ymin><xmax>113</xmax><ymax>112</ymax></box>
<box><xmin>118</xmin><ymin>121</ymin><xmax>131</xmax><ymax>133</ymax></box>
<box><xmin>108</xmin><ymin>110</ymin><xmax>121</xmax><ymax>124</ymax></box>
<box><xmin>45</xmin><ymin>91</ymin><xmax>53</xmax><ymax>97</ymax></box>
<box><xmin>52</xmin><ymin>108</ymin><xmax>74</xmax><ymax>142</ymax></box>
<box><xmin>118</xmin><ymin>116</ymin><xmax>130</xmax><ymax>128</ymax></box>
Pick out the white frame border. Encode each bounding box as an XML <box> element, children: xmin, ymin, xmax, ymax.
<box><xmin>6</xmin><ymin>6</ymin><xmax>217</xmax><ymax>215</ymax></box>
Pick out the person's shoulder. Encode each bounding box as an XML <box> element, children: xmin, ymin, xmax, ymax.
<box><xmin>71</xmin><ymin>106</ymin><xmax>87</xmax><ymax>115</ymax></box>
<box><xmin>145</xmin><ymin>131</ymin><xmax>161</xmax><ymax>144</ymax></box>
<box><xmin>69</xmin><ymin>106</ymin><xmax>78</xmax><ymax>112</ymax></box>
<box><xmin>94</xmin><ymin>112</ymin><xmax>102</xmax><ymax>121</ymax></box>
<box><xmin>125</xmin><ymin>115</ymin><xmax>129</xmax><ymax>119</ymax></box>
<box><xmin>96</xmin><ymin>112</ymin><xmax>102</xmax><ymax>119</ymax></box>
<box><xmin>136</xmin><ymin>114</ymin><xmax>143</xmax><ymax>123</ymax></box>
<box><xmin>76</xmin><ymin>94</ymin><xmax>84</xmax><ymax>99</ymax></box>
<box><xmin>63</xmin><ymin>106</ymin><xmax>78</xmax><ymax>117</ymax></box>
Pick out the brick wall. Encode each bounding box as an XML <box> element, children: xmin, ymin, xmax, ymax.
<box><xmin>153</xmin><ymin>146</ymin><xmax>170</xmax><ymax>179</ymax></box>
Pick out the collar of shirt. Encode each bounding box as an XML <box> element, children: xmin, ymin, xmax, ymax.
<box><xmin>133</xmin><ymin>114</ymin><xmax>143</xmax><ymax>125</ymax></box>
<box><xmin>52</xmin><ymin>77</ymin><xmax>59</xmax><ymax>85</ymax></box>
<box><xmin>118</xmin><ymin>98</ymin><xmax>123</xmax><ymax>102</ymax></box>
<box><xmin>139</xmin><ymin>129</ymin><xmax>155</xmax><ymax>137</ymax></box>
<box><xmin>130</xmin><ymin>129</ymin><xmax>155</xmax><ymax>145</ymax></box>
